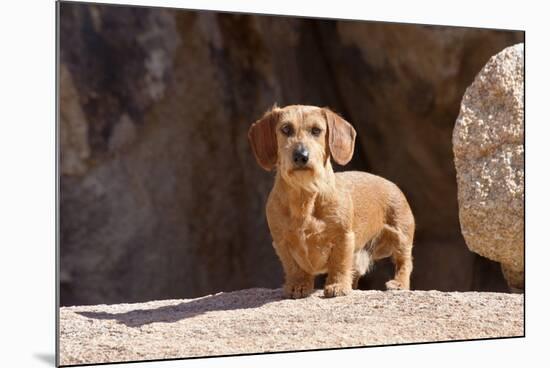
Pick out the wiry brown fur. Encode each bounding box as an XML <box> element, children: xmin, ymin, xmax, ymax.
<box><xmin>248</xmin><ymin>105</ymin><xmax>415</xmax><ymax>298</ymax></box>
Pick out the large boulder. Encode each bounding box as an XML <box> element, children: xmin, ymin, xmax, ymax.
<box><xmin>453</xmin><ymin>44</ymin><xmax>524</xmax><ymax>290</ymax></box>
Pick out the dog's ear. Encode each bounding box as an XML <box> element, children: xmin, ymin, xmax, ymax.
<box><xmin>323</xmin><ymin>108</ymin><xmax>356</xmax><ymax>166</ymax></box>
<box><xmin>248</xmin><ymin>108</ymin><xmax>280</xmax><ymax>171</ymax></box>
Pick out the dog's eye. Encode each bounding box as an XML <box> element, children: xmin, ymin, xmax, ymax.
<box><xmin>280</xmin><ymin>124</ymin><xmax>294</xmax><ymax>137</ymax></box>
<box><xmin>311</xmin><ymin>127</ymin><xmax>322</xmax><ymax>136</ymax></box>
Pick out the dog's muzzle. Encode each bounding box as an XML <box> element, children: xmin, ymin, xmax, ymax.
<box><xmin>292</xmin><ymin>144</ymin><xmax>309</xmax><ymax>168</ymax></box>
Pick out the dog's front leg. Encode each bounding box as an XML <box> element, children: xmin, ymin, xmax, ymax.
<box><xmin>324</xmin><ymin>231</ymin><xmax>355</xmax><ymax>297</ymax></box>
<box><xmin>272</xmin><ymin>242</ymin><xmax>314</xmax><ymax>299</ymax></box>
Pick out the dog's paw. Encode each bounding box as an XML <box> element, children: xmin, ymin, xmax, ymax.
<box><xmin>284</xmin><ymin>284</ymin><xmax>313</xmax><ymax>299</ymax></box>
<box><xmin>323</xmin><ymin>283</ymin><xmax>351</xmax><ymax>298</ymax></box>
<box><xmin>385</xmin><ymin>279</ymin><xmax>404</xmax><ymax>291</ymax></box>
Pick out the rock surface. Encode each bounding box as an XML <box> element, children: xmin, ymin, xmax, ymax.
<box><xmin>59</xmin><ymin>2</ymin><xmax>523</xmax><ymax>305</ymax></box>
<box><xmin>59</xmin><ymin>288</ymin><xmax>524</xmax><ymax>366</ymax></box>
<box><xmin>453</xmin><ymin>44</ymin><xmax>524</xmax><ymax>289</ymax></box>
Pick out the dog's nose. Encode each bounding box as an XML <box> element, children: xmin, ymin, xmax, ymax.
<box><xmin>292</xmin><ymin>145</ymin><xmax>309</xmax><ymax>167</ymax></box>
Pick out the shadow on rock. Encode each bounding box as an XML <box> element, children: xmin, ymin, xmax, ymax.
<box><xmin>76</xmin><ymin>288</ymin><xmax>283</xmax><ymax>327</ymax></box>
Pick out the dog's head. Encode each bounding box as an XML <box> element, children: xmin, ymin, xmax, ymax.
<box><xmin>248</xmin><ymin>105</ymin><xmax>356</xmax><ymax>191</ymax></box>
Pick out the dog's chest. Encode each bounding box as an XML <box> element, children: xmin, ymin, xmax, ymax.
<box><xmin>285</xmin><ymin>213</ymin><xmax>334</xmax><ymax>275</ymax></box>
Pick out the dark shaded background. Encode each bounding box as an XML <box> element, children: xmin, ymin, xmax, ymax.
<box><xmin>59</xmin><ymin>2</ymin><xmax>523</xmax><ymax>306</ymax></box>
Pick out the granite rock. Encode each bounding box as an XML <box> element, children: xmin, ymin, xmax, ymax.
<box><xmin>453</xmin><ymin>44</ymin><xmax>524</xmax><ymax>290</ymax></box>
<box><xmin>59</xmin><ymin>288</ymin><xmax>524</xmax><ymax>365</ymax></box>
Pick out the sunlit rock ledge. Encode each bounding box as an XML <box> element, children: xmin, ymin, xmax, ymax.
<box><xmin>59</xmin><ymin>288</ymin><xmax>524</xmax><ymax>366</ymax></box>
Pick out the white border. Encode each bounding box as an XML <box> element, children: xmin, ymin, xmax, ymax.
<box><xmin>1</xmin><ymin>0</ymin><xmax>546</xmax><ymax>367</ymax></box>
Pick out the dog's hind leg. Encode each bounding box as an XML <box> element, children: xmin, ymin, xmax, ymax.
<box><xmin>386</xmin><ymin>247</ymin><xmax>413</xmax><ymax>290</ymax></box>
<box><xmin>372</xmin><ymin>225</ymin><xmax>413</xmax><ymax>290</ymax></box>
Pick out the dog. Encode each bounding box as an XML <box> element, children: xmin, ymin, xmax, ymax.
<box><xmin>248</xmin><ymin>105</ymin><xmax>415</xmax><ymax>298</ymax></box>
